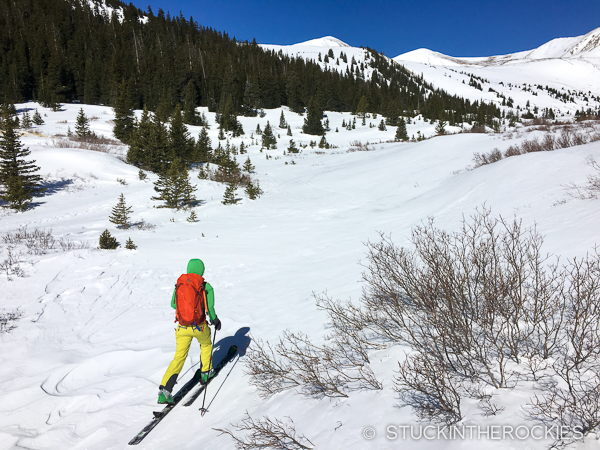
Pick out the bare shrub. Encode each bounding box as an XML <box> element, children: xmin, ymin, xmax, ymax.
<box><xmin>394</xmin><ymin>353</ymin><xmax>463</xmax><ymax>424</ymax></box>
<box><xmin>472</xmin><ymin>148</ymin><xmax>503</xmax><ymax>168</ymax></box>
<box><xmin>0</xmin><ymin>310</ymin><xmax>23</xmax><ymax>333</ymax></box>
<box><xmin>566</xmin><ymin>156</ymin><xmax>600</xmax><ymax>200</ymax></box>
<box><xmin>58</xmin><ymin>237</ymin><xmax>89</xmax><ymax>251</ymax></box>
<box><xmin>215</xmin><ymin>412</ymin><xmax>314</xmax><ymax>450</ymax></box>
<box><xmin>3</xmin><ymin>227</ymin><xmax>55</xmax><ymax>255</ymax></box>
<box><xmin>541</xmin><ymin>134</ymin><xmax>556</xmax><ymax>151</ymax></box>
<box><xmin>50</xmin><ymin>134</ymin><xmax>123</xmax><ymax>153</ymax></box>
<box><xmin>468</xmin><ymin>125</ymin><xmax>487</xmax><ymax>133</ymax></box>
<box><xmin>556</xmin><ymin>129</ymin><xmax>573</xmax><ymax>148</ymax></box>
<box><xmin>504</xmin><ymin>145</ymin><xmax>522</xmax><ymax>158</ymax></box>
<box><xmin>244</xmin><ymin>331</ymin><xmax>382</xmax><ymax>399</ymax></box>
<box><xmin>522</xmin><ymin>137</ymin><xmax>543</xmax><ymax>153</ymax></box>
<box><xmin>348</xmin><ymin>140</ymin><xmax>373</xmax><ymax>152</ymax></box>
<box><xmin>133</xmin><ymin>219</ymin><xmax>156</xmax><ymax>230</ymax></box>
<box><xmin>0</xmin><ymin>247</ymin><xmax>24</xmax><ymax>280</ymax></box>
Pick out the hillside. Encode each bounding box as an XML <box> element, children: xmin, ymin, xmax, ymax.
<box><xmin>1</xmin><ymin>101</ymin><xmax>600</xmax><ymax>449</ymax></box>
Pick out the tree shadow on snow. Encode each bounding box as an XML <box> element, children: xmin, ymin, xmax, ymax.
<box><xmin>212</xmin><ymin>327</ymin><xmax>251</xmax><ymax>362</ymax></box>
<box><xmin>40</xmin><ymin>178</ymin><xmax>74</xmax><ymax>195</ymax></box>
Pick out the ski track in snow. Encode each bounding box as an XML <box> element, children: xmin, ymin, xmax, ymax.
<box><xmin>1</xmin><ymin>96</ymin><xmax>600</xmax><ymax>450</ymax></box>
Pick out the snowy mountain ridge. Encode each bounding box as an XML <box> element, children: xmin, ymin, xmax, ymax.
<box><xmin>394</xmin><ymin>27</ymin><xmax>600</xmax><ymax>65</ymax></box>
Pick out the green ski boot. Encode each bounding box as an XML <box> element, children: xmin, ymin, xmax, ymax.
<box><xmin>157</xmin><ymin>388</ymin><xmax>174</xmax><ymax>404</ymax></box>
<box><xmin>200</xmin><ymin>369</ymin><xmax>215</xmax><ymax>385</ymax></box>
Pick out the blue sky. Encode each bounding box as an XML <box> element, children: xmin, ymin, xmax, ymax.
<box><xmin>144</xmin><ymin>0</ymin><xmax>600</xmax><ymax>57</ymax></box>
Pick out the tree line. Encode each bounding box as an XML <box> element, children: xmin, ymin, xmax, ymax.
<box><xmin>0</xmin><ymin>0</ymin><xmax>501</xmax><ymax>126</ymax></box>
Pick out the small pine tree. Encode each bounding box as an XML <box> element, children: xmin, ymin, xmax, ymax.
<box><xmin>138</xmin><ymin>169</ymin><xmax>147</xmax><ymax>180</ymax></box>
<box><xmin>32</xmin><ymin>109</ymin><xmax>44</xmax><ymax>125</ymax></box>
<box><xmin>378</xmin><ymin>119</ymin><xmax>387</xmax><ymax>131</ymax></box>
<box><xmin>287</xmin><ymin>125</ymin><xmax>292</xmax><ymax>136</ymax></box>
<box><xmin>239</xmin><ymin>142</ymin><xmax>246</xmax><ymax>154</ymax></box>
<box><xmin>152</xmin><ymin>158</ymin><xmax>198</xmax><ymax>209</ymax></box>
<box><xmin>222</xmin><ymin>182</ymin><xmax>237</xmax><ymax>204</ymax></box>
<box><xmin>75</xmin><ymin>108</ymin><xmax>91</xmax><ymax>138</ymax></box>
<box><xmin>279</xmin><ymin>110</ymin><xmax>287</xmax><ymax>129</ymax></box>
<box><xmin>261</xmin><ymin>121</ymin><xmax>277</xmax><ymax>149</ymax></box>
<box><xmin>198</xmin><ymin>163</ymin><xmax>209</xmax><ymax>180</ymax></box>
<box><xmin>108</xmin><ymin>193</ymin><xmax>133</xmax><ymax>228</ymax></box>
<box><xmin>218</xmin><ymin>128</ymin><xmax>226</xmax><ymax>140</ymax></box>
<box><xmin>21</xmin><ymin>110</ymin><xmax>32</xmax><ymax>129</ymax></box>
<box><xmin>245</xmin><ymin>180</ymin><xmax>262</xmax><ymax>199</ymax></box>
<box><xmin>395</xmin><ymin>118</ymin><xmax>409</xmax><ymax>141</ymax></box>
<box><xmin>99</xmin><ymin>229</ymin><xmax>119</xmax><ymax>249</ymax></box>
<box><xmin>243</xmin><ymin>157</ymin><xmax>255</xmax><ymax>173</ymax></box>
<box><xmin>435</xmin><ymin>119</ymin><xmax>447</xmax><ymax>136</ymax></box>
<box><xmin>0</xmin><ymin>115</ymin><xmax>44</xmax><ymax>210</ymax></box>
<box><xmin>125</xmin><ymin>237</ymin><xmax>136</xmax><ymax>250</ymax></box>
<box><xmin>187</xmin><ymin>210</ymin><xmax>198</xmax><ymax>222</ymax></box>
<box><xmin>302</xmin><ymin>96</ymin><xmax>324</xmax><ymax>136</ymax></box>
<box><xmin>288</xmin><ymin>139</ymin><xmax>299</xmax><ymax>153</ymax></box>
<box><xmin>318</xmin><ymin>136</ymin><xmax>329</xmax><ymax>149</ymax></box>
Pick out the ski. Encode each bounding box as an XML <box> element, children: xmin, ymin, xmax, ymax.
<box><xmin>128</xmin><ymin>345</ymin><xmax>238</xmax><ymax>445</ymax></box>
<box><xmin>183</xmin><ymin>345</ymin><xmax>237</xmax><ymax>406</ymax></box>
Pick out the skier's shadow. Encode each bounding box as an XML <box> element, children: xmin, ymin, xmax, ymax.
<box><xmin>211</xmin><ymin>327</ymin><xmax>251</xmax><ymax>362</ymax></box>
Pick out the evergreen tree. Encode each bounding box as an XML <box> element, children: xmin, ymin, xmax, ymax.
<box><xmin>21</xmin><ymin>110</ymin><xmax>32</xmax><ymax>129</ymax></box>
<box><xmin>318</xmin><ymin>136</ymin><xmax>329</xmax><ymax>149</ymax></box>
<box><xmin>245</xmin><ymin>180</ymin><xmax>262</xmax><ymax>199</ymax></box>
<box><xmin>98</xmin><ymin>229</ymin><xmax>119</xmax><ymax>249</ymax></box>
<box><xmin>0</xmin><ymin>117</ymin><xmax>43</xmax><ymax>209</ymax></box>
<box><xmin>187</xmin><ymin>210</ymin><xmax>198</xmax><ymax>222</ymax></box>
<box><xmin>32</xmin><ymin>109</ymin><xmax>44</xmax><ymax>125</ymax></box>
<box><xmin>302</xmin><ymin>96</ymin><xmax>324</xmax><ymax>136</ymax></box>
<box><xmin>279</xmin><ymin>110</ymin><xmax>287</xmax><ymax>128</ymax></box>
<box><xmin>138</xmin><ymin>169</ymin><xmax>147</xmax><ymax>180</ymax></box>
<box><xmin>356</xmin><ymin>95</ymin><xmax>369</xmax><ymax>119</ymax></box>
<box><xmin>113</xmin><ymin>84</ymin><xmax>136</xmax><ymax>144</ymax></box>
<box><xmin>108</xmin><ymin>193</ymin><xmax>133</xmax><ymax>228</ymax></box>
<box><xmin>127</xmin><ymin>107</ymin><xmax>170</xmax><ymax>173</ymax></box>
<box><xmin>395</xmin><ymin>118</ymin><xmax>409</xmax><ymax>141</ymax></box>
<box><xmin>182</xmin><ymin>80</ymin><xmax>199</xmax><ymax>125</ymax></box>
<box><xmin>378</xmin><ymin>119</ymin><xmax>387</xmax><ymax>131</ymax></box>
<box><xmin>287</xmin><ymin>125</ymin><xmax>292</xmax><ymax>136</ymax></box>
<box><xmin>435</xmin><ymin>119</ymin><xmax>446</xmax><ymax>136</ymax></box>
<box><xmin>243</xmin><ymin>157</ymin><xmax>255</xmax><ymax>173</ymax></box>
<box><xmin>261</xmin><ymin>121</ymin><xmax>277</xmax><ymax>149</ymax></box>
<box><xmin>168</xmin><ymin>105</ymin><xmax>195</xmax><ymax>164</ymax></box>
<box><xmin>75</xmin><ymin>108</ymin><xmax>91</xmax><ymax>138</ymax></box>
<box><xmin>222</xmin><ymin>181</ymin><xmax>237</xmax><ymax>204</ymax></box>
<box><xmin>287</xmin><ymin>139</ymin><xmax>299</xmax><ymax>153</ymax></box>
<box><xmin>125</xmin><ymin>237</ymin><xmax>136</xmax><ymax>250</ymax></box>
<box><xmin>195</xmin><ymin>126</ymin><xmax>212</xmax><ymax>163</ymax></box>
<box><xmin>151</xmin><ymin>158</ymin><xmax>198</xmax><ymax>209</ymax></box>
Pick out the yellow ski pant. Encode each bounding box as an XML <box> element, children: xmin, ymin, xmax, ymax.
<box><xmin>160</xmin><ymin>323</ymin><xmax>212</xmax><ymax>390</ymax></box>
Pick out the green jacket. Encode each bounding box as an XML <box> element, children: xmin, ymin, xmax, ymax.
<box><xmin>171</xmin><ymin>258</ymin><xmax>217</xmax><ymax>322</ymax></box>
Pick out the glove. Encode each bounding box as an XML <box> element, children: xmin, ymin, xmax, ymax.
<box><xmin>211</xmin><ymin>316</ymin><xmax>221</xmax><ymax>331</ymax></box>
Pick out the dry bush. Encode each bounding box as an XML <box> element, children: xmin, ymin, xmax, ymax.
<box><xmin>394</xmin><ymin>353</ymin><xmax>463</xmax><ymax>424</ymax></box>
<box><xmin>0</xmin><ymin>309</ymin><xmax>23</xmax><ymax>333</ymax></box>
<box><xmin>133</xmin><ymin>219</ymin><xmax>157</xmax><ymax>231</ymax></box>
<box><xmin>215</xmin><ymin>412</ymin><xmax>314</xmax><ymax>450</ymax></box>
<box><xmin>0</xmin><ymin>247</ymin><xmax>24</xmax><ymax>280</ymax></box>
<box><xmin>566</xmin><ymin>156</ymin><xmax>600</xmax><ymax>200</ymax></box>
<box><xmin>50</xmin><ymin>135</ymin><xmax>123</xmax><ymax>153</ymax></box>
<box><xmin>472</xmin><ymin>148</ymin><xmax>503</xmax><ymax>167</ymax></box>
<box><xmin>360</xmin><ymin>209</ymin><xmax>567</xmax><ymax>389</ymax></box>
<box><xmin>468</xmin><ymin>125</ymin><xmax>487</xmax><ymax>133</ymax></box>
<box><xmin>244</xmin><ymin>331</ymin><xmax>382</xmax><ymax>398</ymax></box>
<box><xmin>504</xmin><ymin>145</ymin><xmax>522</xmax><ymax>158</ymax></box>
<box><xmin>348</xmin><ymin>140</ymin><xmax>373</xmax><ymax>152</ymax></box>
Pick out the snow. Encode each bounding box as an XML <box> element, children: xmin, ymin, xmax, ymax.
<box><xmin>2</xmin><ymin>100</ymin><xmax>600</xmax><ymax>449</ymax></box>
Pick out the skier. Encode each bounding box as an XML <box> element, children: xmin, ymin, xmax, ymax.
<box><xmin>158</xmin><ymin>258</ymin><xmax>222</xmax><ymax>404</ymax></box>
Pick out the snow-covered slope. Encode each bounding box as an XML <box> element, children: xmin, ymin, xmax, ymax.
<box><xmin>2</xmin><ymin>102</ymin><xmax>600</xmax><ymax>449</ymax></box>
<box><xmin>393</xmin><ymin>29</ymin><xmax>600</xmax><ymax>118</ymax></box>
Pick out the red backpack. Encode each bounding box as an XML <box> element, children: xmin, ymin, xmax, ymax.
<box><xmin>174</xmin><ymin>273</ymin><xmax>207</xmax><ymax>327</ymax></box>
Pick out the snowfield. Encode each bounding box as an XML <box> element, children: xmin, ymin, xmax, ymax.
<box><xmin>1</xmin><ymin>94</ymin><xmax>600</xmax><ymax>450</ymax></box>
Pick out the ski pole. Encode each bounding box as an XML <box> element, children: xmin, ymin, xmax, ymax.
<box><xmin>199</xmin><ymin>324</ymin><xmax>217</xmax><ymax>416</ymax></box>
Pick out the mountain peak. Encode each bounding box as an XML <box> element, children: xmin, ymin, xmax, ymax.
<box><xmin>295</xmin><ymin>36</ymin><xmax>350</xmax><ymax>48</ymax></box>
